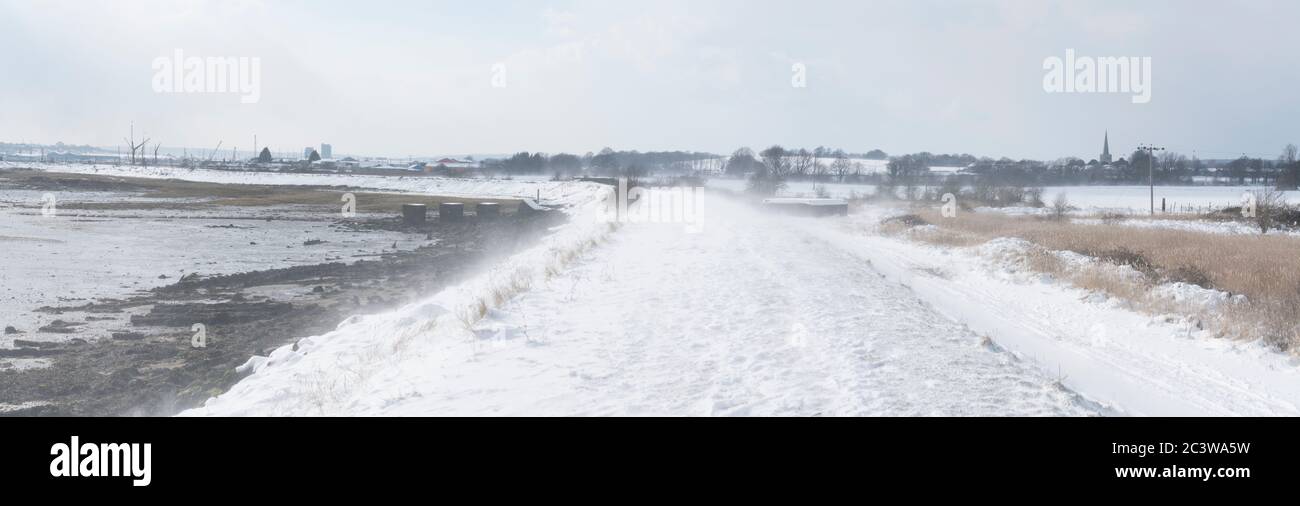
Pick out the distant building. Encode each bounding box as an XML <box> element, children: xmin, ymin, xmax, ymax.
<box><xmin>428</xmin><ymin>158</ymin><xmax>477</xmax><ymax>176</ymax></box>
<box><xmin>1100</xmin><ymin>131</ymin><xmax>1113</xmax><ymax>165</ymax></box>
<box><xmin>303</xmin><ymin>147</ymin><xmax>315</xmax><ymax>159</ymax></box>
<box><xmin>432</xmin><ymin>157</ymin><xmax>476</xmax><ymax>168</ymax></box>
<box><xmin>320</xmin><ymin>143</ymin><xmax>332</xmax><ymax>159</ymax></box>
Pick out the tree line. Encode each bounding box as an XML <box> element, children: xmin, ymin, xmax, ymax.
<box><xmin>481</xmin><ymin>148</ymin><xmax>721</xmax><ymax>177</ymax></box>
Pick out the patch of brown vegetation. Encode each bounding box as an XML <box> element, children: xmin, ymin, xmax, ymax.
<box><xmin>903</xmin><ymin>208</ymin><xmax>1300</xmax><ymax>350</ymax></box>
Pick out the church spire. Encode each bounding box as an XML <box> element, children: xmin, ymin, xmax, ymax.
<box><xmin>1100</xmin><ymin>131</ymin><xmax>1113</xmax><ymax>164</ymax></box>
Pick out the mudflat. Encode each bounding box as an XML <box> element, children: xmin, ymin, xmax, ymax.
<box><xmin>0</xmin><ymin>169</ymin><xmax>560</xmax><ymax>416</ymax></box>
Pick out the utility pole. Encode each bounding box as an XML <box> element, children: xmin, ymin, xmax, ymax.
<box><xmin>1138</xmin><ymin>144</ymin><xmax>1165</xmax><ymax>215</ymax></box>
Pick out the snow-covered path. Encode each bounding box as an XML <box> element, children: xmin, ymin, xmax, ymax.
<box><xmin>188</xmin><ymin>194</ymin><xmax>1094</xmax><ymax>416</ymax></box>
<box><xmin>452</xmin><ymin>197</ymin><xmax>1093</xmax><ymax>416</ymax></box>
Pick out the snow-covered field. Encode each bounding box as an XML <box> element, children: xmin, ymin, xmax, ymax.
<box><xmin>5</xmin><ymin>162</ymin><xmax>596</xmax><ymax>207</ymax></box>
<box><xmin>706</xmin><ymin>177</ymin><xmax>1297</xmax><ymax>214</ymax></box>
<box><xmin>1040</xmin><ymin>185</ymin><xmax>1300</xmax><ymax>213</ymax></box>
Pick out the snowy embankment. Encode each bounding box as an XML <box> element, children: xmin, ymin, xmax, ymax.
<box><xmin>186</xmin><ymin>194</ymin><xmax>1100</xmax><ymax>416</ymax></box>
<box><xmin>181</xmin><ymin>185</ymin><xmax>613</xmax><ymax>416</ymax></box>
<box><xmin>811</xmin><ymin>209</ymin><xmax>1300</xmax><ymax>416</ymax></box>
<box><xmin>9</xmin><ymin>163</ymin><xmax>592</xmax><ymax>205</ymax></box>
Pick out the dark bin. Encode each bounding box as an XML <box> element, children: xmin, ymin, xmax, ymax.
<box><xmin>476</xmin><ymin>202</ymin><xmax>500</xmax><ymax>219</ymax></box>
<box><xmin>439</xmin><ymin>202</ymin><xmax>465</xmax><ymax>222</ymax></box>
<box><xmin>401</xmin><ymin>203</ymin><xmax>427</xmax><ymax>225</ymax></box>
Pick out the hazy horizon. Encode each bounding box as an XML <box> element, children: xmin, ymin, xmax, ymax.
<box><xmin>3</xmin><ymin>0</ymin><xmax>1298</xmax><ymax>161</ymax></box>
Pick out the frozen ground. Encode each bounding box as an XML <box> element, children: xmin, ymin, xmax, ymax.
<box><xmin>0</xmin><ymin>187</ymin><xmax>424</xmax><ymax>356</ymax></box>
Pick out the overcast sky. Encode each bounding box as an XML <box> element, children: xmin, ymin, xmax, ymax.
<box><xmin>1</xmin><ymin>0</ymin><xmax>1297</xmax><ymax>160</ymax></box>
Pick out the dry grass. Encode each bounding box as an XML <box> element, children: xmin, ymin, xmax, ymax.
<box><xmin>900</xmin><ymin>208</ymin><xmax>1300</xmax><ymax>350</ymax></box>
<box><xmin>452</xmin><ymin>223</ymin><xmax>618</xmax><ymax>331</ymax></box>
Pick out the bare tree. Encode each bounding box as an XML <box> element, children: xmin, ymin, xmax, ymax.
<box><xmin>1050</xmin><ymin>192</ymin><xmax>1070</xmax><ymax>220</ymax></box>
<box><xmin>1278</xmin><ymin>144</ymin><xmax>1299</xmax><ymax>190</ymax></box>
<box><xmin>759</xmin><ymin>145</ymin><xmax>790</xmax><ymax>178</ymax></box>
<box><xmin>725</xmin><ymin>147</ymin><xmax>758</xmax><ymax>176</ymax></box>
<box><xmin>810</xmin><ymin>157</ymin><xmax>831</xmax><ymax>196</ymax></box>
<box><xmin>1249</xmin><ymin>189</ymin><xmax>1290</xmax><ymax>234</ymax></box>
<box><xmin>1158</xmin><ymin>152</ymin><xmax>1189</xmax><ymax>183</ymax></box>
<box><xmin>1250</xmin><ymin>158</ymin><xmax>1267</xmax><ymax>185</ymax></box>
<box><xmin>886</xmin><ymin>155</ymin><xmax>926</xmax><ymax>186</ymax></box>
<box><xmin>790</xmin><ymin>148</ymin><xmax>815</xmax><ymax>178</ymax></box>
<box><xmin>751</xmin><ymin>145</ymin><xmax>791</xmax><ymax>196</ymax></box>
<box><xmin>831</xmin><ymin>152</ymin><xmax>852</xmax><ymax>183</ymax></box>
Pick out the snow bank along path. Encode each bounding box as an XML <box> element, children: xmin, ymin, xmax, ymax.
<box><xmin>807</xmin><ymin>210</ymin><xmax>1300</xmax><ymax>416</ymax></box>
<box><xmin>185</xmin><ymin>194</ymin><xmax>1092</xmax><ymax>416</ymax></box>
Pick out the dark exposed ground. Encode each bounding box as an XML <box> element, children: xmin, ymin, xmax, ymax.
<box><xmin>0</xmin><ymin>169</ymin><xmax>563</xmax><ymax>416</ymax></box>
<box><xmin>0</xmin><ymin>168</ymin><xmax>523</xmax><ymax>212</ymax></box>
